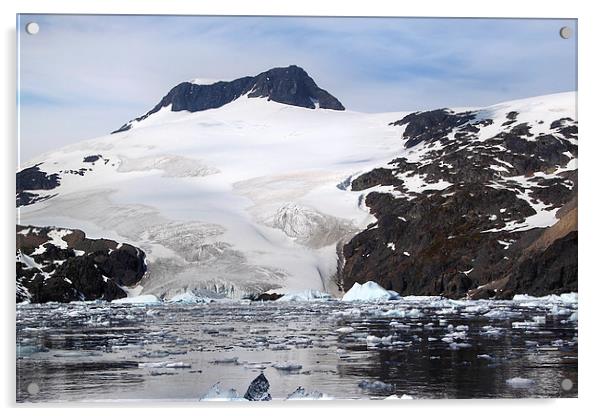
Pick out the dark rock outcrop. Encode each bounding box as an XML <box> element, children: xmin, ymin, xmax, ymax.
<box><xmin>390</xmin><ymin>109</ymin><xmax>477</xmax><ymax>148</ymax></box>
<box><xmin>16</xmin><ymin>225</ymin><xmax>147</xmax><ymax>303</ymax></box>
<box><xmin>341</xmin><ymin>110</ymin><xmax>578</xmax><ymax>299</ymax></box>
<box><xmin>16</xmin><ymin>164</ymin><xmax>60</xmax><ymax>207</ymax></box>
<box><xmin>246</xmin><ymin>66</ymin><xmax>344</xmax><ymax>111</ymax></box>
<box><xmin>16</xmin><ymin>157</ymin><xmax>115</xmax><ymax>208</ymax></box>
<box><xmin>83</xmin><ymin>154</ymin><xmax>102</xmax><ymax>163</ymax></box>
<box><xmin>113</xmin><ymin>65</ymin><xmax>344</xmax><ymax>133</ymax></box>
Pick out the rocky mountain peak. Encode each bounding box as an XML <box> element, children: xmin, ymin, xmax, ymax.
<box><xmin>112</xmin><ymin>65</ymin><xmax>344</xmax><ymax>133</ymax></box>
<box><xmin>247</xmin><ymin>65</ymin><xmax>345</xmax><ymax>111</ymax></box>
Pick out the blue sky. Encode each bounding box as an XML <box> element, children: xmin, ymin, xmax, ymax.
<box><xmin>18</xmin><ymin>15</ymin><xmax>577</xmax><ymax>161</ymax></box>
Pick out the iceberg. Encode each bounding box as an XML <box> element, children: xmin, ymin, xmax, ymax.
<box><xmin>200</xmin><ymin>382</ymin><xmax>245</xmax><ymax>401</ymax></box>
<box><xmin>244</xmin><ymin>373</ymin><xmax>272</xmax><ymax>401</ymax></box>
<box><xmin>342</xmin><ymin>281</ymin><xmax>398</xmax><ymax>302</ymax></box>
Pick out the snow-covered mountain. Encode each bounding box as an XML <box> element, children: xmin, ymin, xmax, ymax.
<box><xmin>342</xmin><ymin>94</ymin><xmax>578</xmax><ymax>298</ymax></box>
<box><xmin>112</xmin><ymin>65</ymin><xmax>345</xmax><ymax>133</ymax></box>
<box><xmin>16</xmin><ymin>65</ymin><xmax>578</xmax><ymax>301</ymax></box>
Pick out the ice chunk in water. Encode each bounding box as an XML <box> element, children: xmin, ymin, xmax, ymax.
<box><xmin>200</xmin><ymin>382</ymin><xmax>244</xmax><ymax>401</ymax></box>
<box><xmin>484</xmin><ymin>309</ymin><xmax>520</xmax><ymax>319</ymax></box>
<box><xmin>358</xmin><ymin>380</ymin><xmax>394</xmax><ymax>393</ymax></box>
<box><xmin>505</xmin><ymin>377</ymin><xmax>535</xmax><ymax>388</ymax></box>
<box><xmin>381</xmin><ymin>308</ymin><xmax>423</xmax><ymax>318</ymax></box>
<box><xmin>286</xmin><ymin>387</ymin><xmax>328</xmax><ymax>400</ymax></box>
<box><xmin>342</xmin><ymin>281</ymin><xmax>398</xmax><ymax>302</ymax></box>
<box><xmin>449</xmin><ymin>342</ymin><xmax>471</xmax><ymax>350</ymax></box>
<box><xmin>272</xmin><ymin>362</ymin><xmax>303</xmax><ymax>371</ymax></box>
<box><xmin>138</xmin><ymin>361</ymin><xmax>191</xmax><ymax>368</ymax></box>
<box><xmin>336</xmin><ymin>326</ymin><xmax>356</xmax><ymax>334</ymax></box>
<box><xmin>367</xmin><ymin>335</ymin><xmax>393</xmax><ymax>346</ymax></box>
<box><xmin>244</xmin><ymin>373</ymin><xmax>272</xmax><ymax>401</ymax></box>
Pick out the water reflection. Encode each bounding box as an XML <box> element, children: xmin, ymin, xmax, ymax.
<box><xmin>17</xmin><ymin>297</ymin><xmax>577</xmax><ymax>402</ymax></box>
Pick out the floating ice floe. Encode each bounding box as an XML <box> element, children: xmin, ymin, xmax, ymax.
<box><xmin>272</xmin><ymin>362</ymin><xmax>303</xmax><ymax>371</ymax></box>
<box><xmin>243</xmin><ymin>362</ymin><xmax>268</xmax><ymax>370</ymax></box>
<box><xmin>342</xmin><ymin>281</ymin><xmax>399</xmax><ymax>302</ymax></box>
<box><xmin>277</xmin><ymin>289</ymin><xmax>333</xmax><ymax>302</ymax></box>
<box><xmin>512</xmin><ymin>321</ymin><xmax>540</xmax><ymax>329</ymax></box>
<box><xmin>483</xmin><ymin>309</ymin><xmax>521</xmax><ymax>319</ymax></box>
<box><xmin>505</xmin><ymin>377</ymin><xmax>536</xmax><ymax>388</ymax></box>
<box><xmin>112</xmin><ymin>295</ymin><xmax>160</xmax><ymax>305</ymax></box>
<box><xmin>449</xmin><ymin>342</ymin><xmax>472</xmax><ymax>350</ymax></box>
<box><xmin>390</xmin><ymin>320</ymin><xmax>411</xmax><ymax>329</ymax></box>
<box><xmin>336</xmin><ymin>326</ymin><xmax>356</xmax><ymax>334</ymax></box>
<box><xmin>512</xmin><ymin>293</ymin><xmax>577</xmax><ymax>305</ymax></box>
<box><xmin>367</xmin><ymin>335</ymin><xmax>393</xmax><ymax>347</ymax></box>
<box><xmin>138</xmin><ymin>361</ymin><xmax>191</xmax><ymax>368</ymax></box>
<box><xmin>480</xmin><ymin>326</ymin><xmax>504</xmax><ymax>337</ymax></box>
<box><xmin>381</xmin><ymin>308</ymin><xmax>423</xmax><ymax>318</ymax></box>
<box><xmin>550</xmin><ymin>305</ymin><xmax>571</xmax><ymax>316</ymax></box>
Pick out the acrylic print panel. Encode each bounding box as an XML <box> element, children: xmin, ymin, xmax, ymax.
<box><xmin>16</xmin><ymin>14</ymin><xmax>577</xmax><ymax>402</ymax></box>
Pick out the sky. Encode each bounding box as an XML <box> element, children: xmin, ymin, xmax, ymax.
<box><xmin>17</xmin><ymin>15</ymin><xmax>577</xmax><ymax>161</ymax></box>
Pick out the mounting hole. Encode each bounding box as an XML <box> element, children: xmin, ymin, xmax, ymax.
<box><xmin>559</xmin><ymin>26</ymin><xmax>572</xmax><ymax>39</ymax></box>
<box><xmin>25</xmin><ymin>22</ymin><xmax>39</xmax><ymax>35</ymax></box>
<box><xmin>27</xmin><ymin>382</ymin><xmax>40</xmax><ymax>395</ymax></box>
<box><xmin>561</xmin><ymin>378</ymin><xmax>573</xmax><ymax>391</ymax></box>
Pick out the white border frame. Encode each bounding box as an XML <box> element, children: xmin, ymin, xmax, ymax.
<box><xmin>2</xmin><ymin>1</ymin><xmax>600</xmax><ymax>415</ymax></box>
